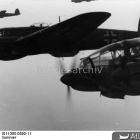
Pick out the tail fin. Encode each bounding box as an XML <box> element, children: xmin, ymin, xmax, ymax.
<box><xmin>15</xmin><ymin>9</ymin><xmax>20</xmax><ymax>15</ymax></box>
<box><xmin>138</xmin><ymin>18</ymin><xmax>140</xmax><ymax>32</ymax></box>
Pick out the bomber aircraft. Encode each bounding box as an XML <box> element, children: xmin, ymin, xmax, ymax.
<box><xmin>0</xmin><ymin>9</ymin><xmax>20</xmax><ymax>18</ymax></box>
<box><xmin>60</xmin><ymin>37</ymin><xmax>140</xmax><ymax>99</ymax></box>
<box><xmin>0</xmin><ymin>12</ymin><xmax>111</xmax><ymax>60</ymax></box>
<box><xmin>0</xmin><ymin>12</ymin><xmax>140</xmax><ymax>60</ymax></box>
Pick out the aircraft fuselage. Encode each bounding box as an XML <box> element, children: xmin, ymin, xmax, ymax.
<box><xmin>0</xmin><ymin>26</ymin><xmax>140</xmax><ymax>59</ymax></box>
<box><xmin>0</xmin><ymin>26</ymin><xmax>45</xmax><ymax>60</ymax></box>
<box><xmin>75</xmin><ymin>28</ymin><xmax>140</xmax><ymax>51</ymax></box>
<box><xmin>15</xmin><ymin>28</ymin><xmax>140</xmax><ymax>57</ymax></box>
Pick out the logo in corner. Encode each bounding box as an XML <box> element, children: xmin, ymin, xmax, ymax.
<box><xmin>112</xmin><ymin>132</ymin><xmax>140</xmax><ymax>140</ymax></box>
<box><xmin>119</xmin><ymin>134</ymin><xmax>129</xmax><ymax>140</ymax></box>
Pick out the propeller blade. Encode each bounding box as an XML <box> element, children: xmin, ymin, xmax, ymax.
<box><xmin>67</xmin><ymin>86</ymin><xmax>71</xmax><ymax>101</ymax></box>
<box><xmin>59</xmin><ymin>58</ymin><xmax>66</xmax><ymax>75</ymax></box>
<box><xmin>100</xmin><ymin>92</ymin><xmax>102</xmax><ymax>97</ymax></box>
<box><xmin>69</xmin><ymin>55</ymin><xmax>79</xmax><ymax>72</ymax></box>
<box><xmin>55</xmin><ymin>57</ymin><xmax>67</xmax><ymax>75</ymax></box>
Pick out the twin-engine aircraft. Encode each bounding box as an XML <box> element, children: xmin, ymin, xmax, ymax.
<box><xmin>0</xmin><ymin>9</ymin><xmax>20</xmax><ymax>18</ymax></box>
<box><xmin>61</xmin><ymin>37</ymin><xmax>140</xmax><ymax>99</ymax></box>
<box><xmin>0</xmin><ymin>11</ymin><xmax>140</xmax><ymax>60</ymax></box>
<box><xmin>0</xmin><ymin>12</ymin><xmax>110</xmax><ymax>60</ymax></box>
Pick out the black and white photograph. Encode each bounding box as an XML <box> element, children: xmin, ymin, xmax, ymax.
<box><xmin>0</xmin><ymin>0</ymin><xmax>140</xmax><ymax>131</ymax></box>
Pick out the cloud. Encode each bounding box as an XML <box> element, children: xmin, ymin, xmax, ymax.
<box><xmin>71</xmin><ymin>0</ymin><xmax>95</xmax><ymax>3</ymax></box>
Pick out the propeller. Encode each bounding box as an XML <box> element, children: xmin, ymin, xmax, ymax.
<box><xmin>67</xmin><ymin>86</ymin><xmax>71</xmax><ymax>101</ymax></box>
<box><xmin>56</xmin><ymin>57</ymin><xmax>71</xmax><ymax>101</ymax></box>
<box><xmin>56</xmin><ymin>55</ymin><xmax>79</xmax><ymax>101</ymax></box>
<box><xmin>69</xmin><ymin>55</ymin><xmax>79</xmax><ymax>71</ymax></box>
<box><xmin>58</xmin><ymin>57</ymin><xmax>66</xmax><ymax>75</ymax></box>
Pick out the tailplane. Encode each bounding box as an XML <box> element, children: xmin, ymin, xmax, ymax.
<box><xmin>15</xmin><ymin>9</ymin><xmax>20</xmax><ymax>15</ymax></box>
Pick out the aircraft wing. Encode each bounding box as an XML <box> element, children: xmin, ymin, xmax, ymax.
<box><xmin>15</xmin><ymin>12</ymin><xmax>111</xmax><ymax>51</ymax></box>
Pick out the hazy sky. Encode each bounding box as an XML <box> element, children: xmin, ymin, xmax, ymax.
<box><xmin>0</xmin><ymin>0</ymin><xmax>140</xmax><ymax>130</ymax></box>
<box><xmin>0</xmin><ymin>0</ymin><xmax>140</xmax><ymax>31</ymax></box>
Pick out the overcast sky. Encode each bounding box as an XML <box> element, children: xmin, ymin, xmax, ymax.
<box><xmin>0</xmin><ymin>0</ymin><xmax>140</xmax><ymax>31</ymax></box>
<box><xmin>0</xmin><ymin>0</ymin><xmax>140</xmax><ymax>130</ymax></box>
